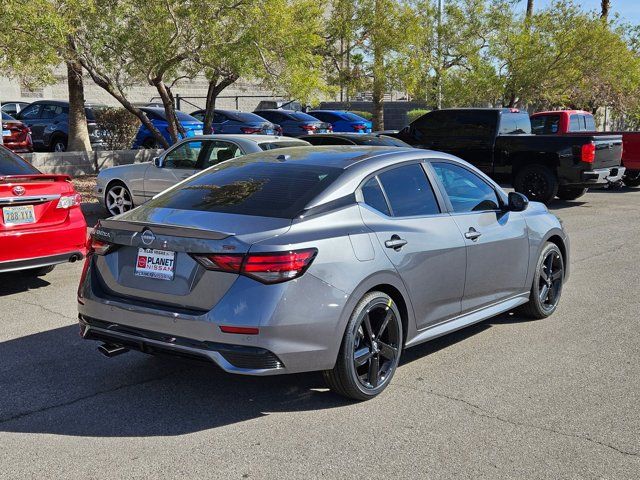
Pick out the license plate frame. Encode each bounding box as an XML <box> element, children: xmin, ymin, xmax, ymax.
<box><xmin>2</xmin><ymin>205</ymin><xmax>36</xmax><ymax>225</ymax></box>
<box><xmin>135</xmin><ymin>248</ymin><xmax>176</xmax><ymax>281</ymax></box>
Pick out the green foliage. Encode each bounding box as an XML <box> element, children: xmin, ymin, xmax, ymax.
<box><xmin>407</xmin><ymin>109</ymin><xmax>430</xmax><ymax>123</ymax></box>
<box><xmin>94</xmin><ymin>107</ymin><xmax>140</xmax><ymax>150</ymax></box>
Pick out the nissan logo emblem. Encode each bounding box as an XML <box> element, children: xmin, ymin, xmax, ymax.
<box><xmin>141</xmin><ymin>230</ymin><xmax>155</xmax><ymax>246</ymax></box>
<box><xmin>12</xmin><ymin>186</ymin><xmax>26</xmax><ymax>196</ymax></box>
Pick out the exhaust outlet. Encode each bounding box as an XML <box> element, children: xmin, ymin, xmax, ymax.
<box><xmin>98</xmin><ymin>343</ymin><xmax>129</xmax><ymax>358</ymax></box>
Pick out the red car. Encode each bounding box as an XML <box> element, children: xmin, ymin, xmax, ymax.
<box><xmin>0</xmin><ymin>145</ymin><xmax>87</xmax><ymax>276</ymax></box>
<box><xmin>2</xmin><ymin>112</ymin><xmax>33</xmax><ymax>153</ymax></box>
<box><xmin>531</xmin><ymin>110</ymin><xmax>640</xmax><ymax>187</ymax></box>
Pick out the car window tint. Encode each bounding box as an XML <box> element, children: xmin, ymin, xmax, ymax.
<box><xmin>377</xmin><ymin>164</ymin><xmax>440</xmax><ymax>217</ymax></box>
<box><xmin>0</xmin><ymin>147</ymin><xmax>41</xmax><ymax>175</ymax></box>
<box><xmin>163</xmin><ymin>141</ymin><xmax>202</xmax><ymax>169</ymax></box>
<box><xmin>289</xmin><ymin>112</ymin><xmax>321</xmax><ymax>122</ymax></box>
<box><xmin>432</xmin><ymin>162</ymin><xmax>500</xmax><ymax>212</ymax></box>
<box><xmin>146</xmin><ymin>161</ymin><xmax>343</xmax><ymax>219</ymax></box>
<box><xmin>531</xmin><ymin>115</ymin><xmax>560</xmax><ymax>134</ymax></box>
<box><xmin>191</xmin><ymin>111</ymin><xmax>205</xmax><ymax>121</ymax></box>
<box><xmin>18</xmin><ymin>104</ymin><xmax>41</xmax><ymax>120</ymax></box>
<box><xmin>202</xmin><ymin>141</ymin><xmax>242</xmax><ymax>168</ymax></box>
<box><xmin>213</xmin><ymin>112</ymin><xmax>226</xmax><ymax>123</ymax></box>
<box><xmin>584</xmin><ymin>114</ymin><xmax>596</xmax><ymax>131</ymax></box>
<box><xmin>342</xmin><ymin>112</ymin><xmax>368</xmax><ymax>122</ymax></box>
<box><xmin>259</xmin><ymin>141</ymin><xmax>309</xmax><ymax>150</ymax></box>
<box><xmin>361</xmin><ymin>177</ymin><xmax>390</xmax><ymax>215</ymax></box>
<box><xmin>309</xmin><ymin>112</ymin><xmax>330</xmax><ymax>122</ymax></box>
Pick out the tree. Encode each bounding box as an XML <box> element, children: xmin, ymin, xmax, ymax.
<box><xmin>601</xmin><ymin>0</ymin><xmax>610</xmax><ymax>20</ymax></box>
<box><xmin>0</xmin><ymin>0</ymin><xmax>91</xmax><ymax>152</ymax></box>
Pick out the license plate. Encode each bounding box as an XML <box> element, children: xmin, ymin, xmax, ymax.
<box><xmin>135</xmin><ymin>248</ymin><xmax>176</xmax><ymax>280</ymax></box>
<box><xmin>3</xmin><ymin>205</ymin><xmax>35</xmax><ymax>225</ymax></box>
<box><xmin>263</xmin><ymin>129</ymin><xmax>274</xmax><ymax>135</ymax></box>
<box><xmin>193</xmin><ymin>130</ymin><xmax>203</xmax><ymax>136</ymax></box>
<box><xmin>317</xmin><ymin>129</ymin><xmax>328</xmax><ymax>134</ymax></box>
<box><xmin>2</xmin><ymin>130</ymin><xmax>11</xmax><ymax>137</ymax></box>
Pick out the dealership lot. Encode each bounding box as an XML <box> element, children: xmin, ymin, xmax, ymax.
<box><xmin>0</xmin><ymin>190</ymin><xmax>639</xmax><ymax>479</ymax></box>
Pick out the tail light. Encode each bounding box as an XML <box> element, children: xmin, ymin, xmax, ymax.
<box><xmin>241</xmin><ymin>127</ymin><xmax>262</xmax><ymax>134</ymax></box>
<box><xmin>192</xmin><ymin>248</ymin><xmax>317</xmax><ymax>284</ymax></box>
<box><xmin>78</xmin><ymin>235</ymin><xmax>116</xmax><ymax>302</ymax></box>
<box><xmin>353</xmin><ymin>124</ymin><xmax>366</xmax><ymax>132</ymax></box>
<box><xmin>300</xmin><ymin>124</ymin><xmax>317</xmax><ymax>132</ymax></box>
<box><xmin>581</xmin><ymin>142</ymin><xmax>596</xmax><ymax>163</ymax></box>
<box><xmin>56</xmin><ymin>193</ymin><xmax>82</xmax><ymax>209</ymax></box>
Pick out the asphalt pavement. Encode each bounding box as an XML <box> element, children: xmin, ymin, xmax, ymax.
<box><xmin>0</xmin><ymin>189</ymin><xmax>638</xmax><ymax>479</ymax></box>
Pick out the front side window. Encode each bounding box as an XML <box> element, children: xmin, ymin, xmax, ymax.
<box><xmin>432</xmin><ymin>162</ymin><xmax>500</xmax><ymax>213</ymax></box>
<box><xmin>163</xmin><ymin>140</ymin><xmax>202</xmax><ymax>169</ymax></box>
<box><xmin>377</xmin><ymin>164</ymin><xmax>440</xmax><ymax>217</ymax></box>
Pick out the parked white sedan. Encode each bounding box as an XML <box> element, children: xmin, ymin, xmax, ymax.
<box><xmin>96</xmin><ymin>135</ymin><xmax>311</xmax><ymax>215</ymax></box>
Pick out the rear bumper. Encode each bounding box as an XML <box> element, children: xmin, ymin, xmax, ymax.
<box><xmin>579</xmin><ymin>166</ymin><xmax>626</xmax><ymax>186</ymax></box>
<box><xmin>0</xmin><ymin>208</ymin><xmax>87</xmax><ymax>268</ymax></box>
<box><xmin>77</xmin><ymin>267</ymin><xmax>350</xmax><ymax>376</ymax></box>
<box><xmin>0</xmin><ymin>250</ymin><xmax>84</xmax><ymax>273</ymax></box>
<box><xmin>79</xmin><ymin>315</ymin><xmax>284</xmax><ymax>372</ymax></box>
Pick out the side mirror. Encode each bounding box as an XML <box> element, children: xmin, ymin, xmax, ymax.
<box><xmin>507</xmin><ymin>192</ymin><xmax>529</xmax><ymax>212</ymax></box>
<box><xmin>153</xmin><ymin>156</ymin><xmax>162</xmax><ymax>168</ymax></box>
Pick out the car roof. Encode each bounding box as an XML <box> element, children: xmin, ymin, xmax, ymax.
<box><xmin>178</xmin><ymin>134</ymin><xmax>309</xmax><ymax>144</ymax></box>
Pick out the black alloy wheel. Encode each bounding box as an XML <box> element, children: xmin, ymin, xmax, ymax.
<box><xmin>324</xmin><ymin>291</ymin><xmax>403</xmax><ymax>401</ymax></box>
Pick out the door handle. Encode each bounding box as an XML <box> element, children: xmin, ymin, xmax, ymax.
<box><xmin>385</xmin><ymin>235</ymin><xmax>408</xmax><ymax>250</ymax></box>
<box><xmin>464</xmin><ymin>228</ymin><xmax>482</xmax><ymax>240</ymax></box>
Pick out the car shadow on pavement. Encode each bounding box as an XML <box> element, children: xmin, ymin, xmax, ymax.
<box><xmin>0</xmin><ymin>272</ymin><xmax>51</xmax><ymax>296</ymax></box>
<box><xmin>0</xmin><ymin>311</ymin><xmax>535</xmax><ymax>438</ymax></box>
<box><xmin>0</xmin><ymin>324</ymin><xmax>352</xmax><ymax>438</ymax></box>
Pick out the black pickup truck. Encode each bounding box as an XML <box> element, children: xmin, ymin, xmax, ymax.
<box><xmin>393</xmin><ymin>108</ymin><xmax>624</xmax><ymax>203</ymax></box>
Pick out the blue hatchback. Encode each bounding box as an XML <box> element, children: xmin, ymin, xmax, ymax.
<box><xmin>309</xmin><ymin>110</ymin><xmax>372</xmax><ymax>134</ymax></box>
<box><xmin>132</xmin><ymin>107</ymin><xmax>203</xmax><ymax>149</ymax></box>
<box><xmin>190</xmin><ymin>109</ymin><xmax>277</xmax><ymax>135</ymax></box>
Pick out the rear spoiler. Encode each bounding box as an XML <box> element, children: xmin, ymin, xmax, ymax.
<box><xmin>0</xmin><ymin>174</ymin><xmax>72</xmax><ymax>183</ymax></box>
<box><xmin>97</xmin><ymin>219</ymin><xmax>232</xmax><ymax>241</ymax></box>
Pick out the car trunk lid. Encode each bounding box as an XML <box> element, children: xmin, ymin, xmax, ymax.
<box><xmin>91</xmin><ymin>210</ymin><xmax>292</xmax><ymax>311</ymax></box>
<box><xmin>0</xmin><ymin>174</ymin><xmax>75</xmax><ymax>231</ymax></box>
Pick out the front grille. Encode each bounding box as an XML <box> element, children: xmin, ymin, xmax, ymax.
<box><xmin>80</xmin><ymin>315</ymin><xmax>284</xmax><ymax>370</ymax></box>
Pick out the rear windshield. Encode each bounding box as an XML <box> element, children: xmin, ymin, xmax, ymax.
<box><xmin>0</xmin><ymin>147</ymin><xmax>40</xmax><ymax>175</ymax></box>
<box><xmin>226</xmin><ymin>111</ymin><xmax>268</xmax><ymax>123</ymax></box>
<box><xmin>142</xmin><ymin>109</ymin><xmax>200</xmax><ymax>122</ymax></box>
<box><xmin>342</xmin><ymin>112</ymin><xmax>369</xmax><ymax>122</ymax></box>
<box><xmin>288</xmin><ymin>112</ymin><xmax>321</xmax><ymax>122</ymax></box>
<box><xmin>354</xmin><ymin>136</ymin><xmax>410</xmax><ymax>147</ymax></box>
<box><xmin>259</xmin><ymin>141</ymin><xmax>309</xmax><ymax>150</ymax></box>
<box><xmin>146</xmin><ymin>160</ymin><xmax>342</xmax><ymax>218</ymax></box>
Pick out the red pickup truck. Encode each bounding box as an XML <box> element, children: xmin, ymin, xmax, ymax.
<box><xmin>531</xmin><ymin>110</ymin><xmax>640</xmax><ymax>187</ymax></box>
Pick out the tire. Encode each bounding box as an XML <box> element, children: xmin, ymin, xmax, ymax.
<box><xmin>517</xmin><ymin>242</ymin><xmax>564</xmax><ymax>320</ymax></box>
<box><xmin>23</xmin><ymin>265</ymin><xmax>55</xmax><ymax>277</ymax></box>
<box><xmin>623</xmin><ymin>174</ymin><xmax>640</xmax><ymax>187</ymax></box>
<box><xmin>51</xmin><ymin>136</ymin><xmax>68</xmax><ymax>152</ymax></box>
<box><xmin>556</xmin><ymin>186</ymin><xmax>587</xmax><ymax>201</ymax></box>
<box><xmin>105</xmin><ymin>181</ymin><xmax>134</xmax><ymax>216</ymax></box>
<box><xmin>323</xmin><ymin>291</ymin><xmax>403</xmax><ymax>401</ymax></box>
<box><xmin>513</xmin><ymin>165</ymin><xmax>559</xmax><ymax>205</ymax></box>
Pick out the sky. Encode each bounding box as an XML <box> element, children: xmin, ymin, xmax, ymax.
<box><xmin>518</xmin><ymin>0</ymin><xmax>640</xmax><ymax>25</ymax></box>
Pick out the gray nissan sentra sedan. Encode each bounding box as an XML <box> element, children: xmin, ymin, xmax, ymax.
<box><xmin>78</xmin><ymin>146</ymin><xmax>569</xmax><ymax>400</ymax></box>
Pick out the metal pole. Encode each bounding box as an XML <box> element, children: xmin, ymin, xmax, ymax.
<box><xmin>436</xmin><ymin>0</ymin><xmax>443</xmax><ymax>110</ymax></box>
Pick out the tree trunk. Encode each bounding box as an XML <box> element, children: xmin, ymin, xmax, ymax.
<box><xmin>526</xmin><ymin>0</ymin><xmax>534</xmax><ymax>18</ymax></box>
<box><xmin>203</xmin><ymin>75</ymin><xmax>238</xmax><ymax>135</ymax></box>
<box><xmin>78</xmin><ymin>56</ymin><xmax>169</xmax><ymax>149</ymax></box>
<box><xmin>152</xmin><ymin>79</ymin><xmax>185</xmax><ymax>144</ymax></box>
<box><xmin>601</xmin><ymin>0</ymin><xmax>610</xmax><ymax>19</ymax></box>
<box><xmin>371</xmin><ymin>0</ymin><xmax>385</xmax><ymax>131</ymax></box>
<box><xmin>66</xmin><ymin>60</ymin><xmax>91</xmax><ymax>152</ymax></box>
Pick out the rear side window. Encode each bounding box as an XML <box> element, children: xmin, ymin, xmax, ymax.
<box><xmin>432</xmin><ymin>162</ymin><xmax>500</xmax><ymax>212</ymax></box>
<box><xmin>0</xmin><ymin>147</ymin><xmax>40</xmax><ymax>175</ymax></box>
<box><xmin>361</xmin><ymin>177</ymin><xmax>390</xmax><ymax>215</ymax></box>
<box><xmin>146</xmin><ymin>161</ymin><xmax>342</xmax><ymax>219</ymax></box>
<box><xmin>377</xmin><ymin>164</ymin><xmax>440</xmax><ymax>217</ymax></box>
